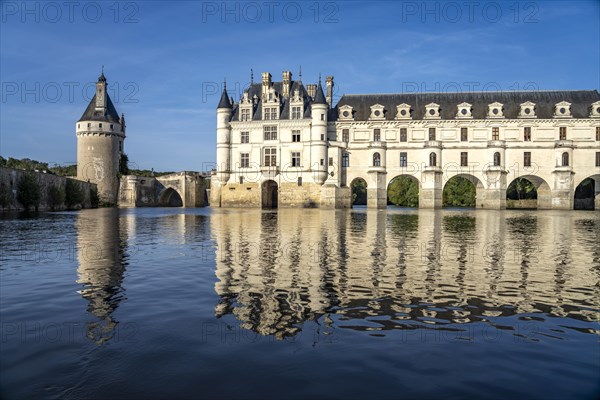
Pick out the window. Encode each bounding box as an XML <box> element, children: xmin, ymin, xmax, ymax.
<box><xmin>77</xmin><ymin>124</ymin><xmax>80</xmax><ymax>129</ymax></box>
<box><xmin>596</xmin><ymin>152</ymin><xmax>600</xmax><ymax>167</ymax></box>
<box><xmin>559</xmin><ymin>127</ymin><xmax>567</xmax><ymax>140</ymax></box>
<box><xmin>119</xmin><ymin>141</ymin><xmax>123</xmax><ymax>152</ymax></box>
<box><xmin>461</xmin><ymin>152</ymin><xmax>468</xmax><ymax>167</ymax></box>
<box><xmin>241</xmin><ymin>131</ymin><xmax>249</xmax><ymax>143</ymax></box>
<box><xmin>596</xmin><ymin>127</ymin><xmax>600</xmax><ymax>141</ymax></box>
<box><xmin>291</xmin><ymin>106</ymin><xmax>302</xmax><ymax>119</ymax></box>
<box><xmin>298</xmin><ymin>177</ymin><xmax>302</xmax><ymax>186</ymax></box>
<box><xmin>264</xmin><ymin>148</ymin><xmax>277</xmax><ymax>167</ymax></box>
<box><xmin>562</xmin><ymin>152</ymin><xmax>569</xmax><ymax>166</ymax></box>
<box><xmin>240</xmin><ymin>153</ymin><xmax>249</xmax><ymax>168</ymax></box>
<box><xmin>524</xmin><ymin>152</ymin><xmax>531</xmax><ymax>167</ymax></box>
<box><xmin>373</xmin><ymin>152</ymin><xmax>381</xmax><ymax>167</ymax></box>
<box><xmin>264</xmin><ymin>126</ymin><xmax>277</xmax><ymax>140</ymax></box>
<box><xmin>524</xmin><ymin>127</ymin><xmax>531</xmax><ymax>141</ymax></box>
<box><xmin>87</xmin><ymin>123</ymin><xmax>91</xmax><ymax>128</ymax></box>
<box><xmin>461</xmin><ymin>127</ymin><xmax>468</xmax><ymax>142</ymax></box>
<box><xmin>400</xmin><ymin>128</ymin><xmax>407</xmax><ymax>142</ymax></box>
<box><xmin>328</xmin><ymin>157</ymin><xmax>333</xmax><ymax>166</ymax></box>
<box><xmin>241</xmin><ymin>108</ymin><xmax>251</xmax><ymax>121</ymax></box>
<box><xmin>110</xmin><ymin>124</ymin><xmax>113</xmax><ymax>130</ymax></box>
<box><xmin>493</xmin><ymin>152</ymin><xmax>501</xmax><ymax>166</ymax></box>
<box><xmin>342</xmin><ymin>129</ymin><xmax>349</xmax><ymax>142</ymax></box>
<box><xmin>239</xmin><ymin>176</ymin><xmax>244</xmax><ymax>184</ymax></box>
<box><xmin>292</xmin><ymin>130</ymin><xmax>301</xmax><ymax>142</ymax></box>
<box><xmin>291</xmin><ymin>152</ymin><xmax>300</xmax><ymax>167</ymax></box>
<box><xmin>342</xmin><ymin>152</ymin><xmax>349</xmax><ymax>167</ymax></box>
<box><xmin>321</xmin><ymin>134</ymin><xmax>325</xmax><ymax>141</ymax></box>
<box><xmin>321</xmin><ymin>114</ymin><xmax>324</xmax><ymax>121</ymax></box>
<box><xmin>400</xmin><ymin>152</ymin><xmax>407</xmax><ymax>167</ymax></box>
<box><xmin>320</xmin><ymin>159</ymin><xmax>324</xmax><ymax>166</ymax></box>
<box><xmin>429</xmin><ymin>152</ymin><xmax>437</xmax><ymax>167</ymax></box>
<box><xmin>374</xmin><ymin>129</ymin><xmax>381</xmax><ymax>142</ymax></box>
<box><xmin>429</xmin><ymin>128</ymin><xmax>436</xmax><ymax>141</ymax></box>
<box><xmin>99</xmin><ymin>123</ymin><xmax>103</xmax><ymax>128</ymax></box>
<box><xmin>492</xmin><ymin>127</ymin><xmax>499</xmax><ymax>141</ymax></box>
<box><xmin>264</xmin><ymin>107</ymin><xmax>278</xmax><ymax>120</ymax></box>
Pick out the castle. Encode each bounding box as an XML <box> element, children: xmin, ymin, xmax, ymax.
<box><xmin>211</xmin><ymin>71</ymin><xmax>600</xmax><ymax>209</ymax></box>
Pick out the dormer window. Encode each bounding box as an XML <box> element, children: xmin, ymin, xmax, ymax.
<box><xmin>518</xmin><ymin>101</ymin><xmax>536</xmax><ymax>118</ymax></box>
<box><xmin>456</xmin><ymin>102</ymin><xmax>472</xmax><ymax>119</ymax></box>
<box><xmin>424</xmin><ymin>103</ymin><xmax>441</xmax><ymax>119</ymax></box>
<box><xmin>239</xmin><ymin>92</ymin><xmax>253</xmax><ymax>122</ymax></box>
<box><xmin>264</xmin><ymin>107</ymin><xmax>278</xmax><ymax>120</ymax></box>
<box><xmin>241</xmin><ymin>108</ymin><xmax>251</xmax><ymax>121</ymax></box>
<box><xmin>395</xmin><ymin>103</ymin><xmax>411</xmax><ymax>120</ymax></box>
<box><xmin>291</xmin><ymin>106</ymin><xmax>302</xmax><ymax>119</ymax></box>
<box><xmin>339</xmin><ymin>105</ymin><xmax>354</xmax><ymax>120</ymax></box>
<box><xmin>369</xmin><ymin>104</ymin><xmax>385</xmax><ymax>120</ymax></box>
<box><xmin>590</xmin><ymin>101</ymin><xmax>600</xmax><ymax>118</ymax></box>
<box><xmin>554</xmin><ymin>101</ymin><xmax>572</xmax><ymax>118</ymax></box>
<box><xmin>488</xmin><ymin>102</ymin><xmax>504</xmax><ymax>118</ymax></box>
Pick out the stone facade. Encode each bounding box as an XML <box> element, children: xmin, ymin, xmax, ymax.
<box><xmin>118</xmin><ymin>172</ymin><xmax>207</xmax><ymax>208</ymax></box>
<box><xmin>213</xmin><ymin>71</ymin><xmax>600</xmax><ymax>209</ymax></box>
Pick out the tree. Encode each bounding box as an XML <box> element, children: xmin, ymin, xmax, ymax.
<box><xmin>119</xmin><ymin>153</ymin><xmax>129</xmax><ymax>176</ymax></box>
<box><xmin>47</xmin><ymin>184</ymin><xmax>65</xmax><ymax>210</ymax></box>
<box><xmin>16</xmin><ymin>173</ymin><xmax>41</xmax><ymax>210</ymax></box>
<box><xmin>507</xmin><ymin>178</ymin><xmax>537</xmax><ymax>200</ymax></box>
<box><xmin>388</xmin><ymin>176</ymin><xmax>419</xmax><ymax>207</ymax></box>
<box><xmin>351</xmin><ymin>179</ymin><xmax>367</xmax><ymax>205</ymax></box>
<box><xmin>65</xmin><ymin>179</ymin><xmax>84</xmax><ymax>208</ymax></box>
<box><xmin>443</xmin><ymin>176</ymin><xmax>476</xmax><ymax>207</ymax></box>
<box><xmin>0</xmin><ymin>181</ymin><xmax>12</xmax><ymax>208</ymax></box>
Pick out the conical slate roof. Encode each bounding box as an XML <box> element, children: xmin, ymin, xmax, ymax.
<box><xmin>217</xmin><ymin>85</ymin><xmax>233</xmax><ymax>109</ymax></box>
<box><xmin>78</xmin><ymin>94</ymin><xmax>121</xmax><ymax>122</ymax></box>
<box><xmin>313</xmin><ymin>81</ymin><xmax>327</xmax><ymax>105</ymax></box>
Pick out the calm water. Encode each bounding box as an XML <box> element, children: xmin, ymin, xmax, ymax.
<box><xmin>1</xmin><ymin>207</ymin><xmax>599</xmax><ymax>399</ymax></box>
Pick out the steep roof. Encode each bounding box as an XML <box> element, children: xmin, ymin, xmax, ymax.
<box><xmin>313</xmin><ymin>82</ymin><xmax>327</xmax><ymax>105</ymax></box>
<box><xmin>78</xmin><ymin>94</ymin><xmax>121</xmax><ymax>122</ymax></box>
<box><xmin>217</xmin><ymin>86</ymin><xmax>233</xmax><ymax>109</ymax></box>
<box><xmin>333</xmin><ymin>90</ymin><xmax>600</xmax><ymax>120</ymax></box>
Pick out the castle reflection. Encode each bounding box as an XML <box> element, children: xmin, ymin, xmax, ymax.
<box><xmin>212</xmin><ymin>209</ymin><xmax>600</xmax><ymax>339</ymax></box>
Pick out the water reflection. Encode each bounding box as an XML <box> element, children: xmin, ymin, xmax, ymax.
<box><xmin>212</xmin><ymin>209</ymin><xmax>600</xmax><ymax>338</ymax></box>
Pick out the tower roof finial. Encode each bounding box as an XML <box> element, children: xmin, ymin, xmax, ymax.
<box><xmin>299</xmin><ymin>65</ymin><xmax>302</xmax><ymax>81</ymax></box>
<box><xmin>250</xmin><ymin>68</ymin><xmax>254</xmax><ymax>84</ymax></box>
<box><xmin>98</xmin><ymin>65</ymin><xmax>107</xmax><ymax>82</ymax></box>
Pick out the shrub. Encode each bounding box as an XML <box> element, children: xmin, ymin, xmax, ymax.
<box><xmin>0</xmin><ymin>181</ymin><xmax>12</xmax><ymax>208</ymax></box>
<box><xmin>65</xmin><ymin>179</ymin><xmax>84</xmax><ymax>209</ymax></box>
<box><xmin>16</xmin><ymin>173</ymin><xmax>41</xmax><ymax>210</ymax></box>
<box><xmin>47</xmin><ymin>184</ymin><xmax>65</xmax><ymax>210</ymax></box>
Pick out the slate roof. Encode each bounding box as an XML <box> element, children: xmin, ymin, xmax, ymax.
<box><xmin>78</xmin><ymin>93</ymin><xmax>121</xmax><ymax>123</ymax></box>
<box><xmin>333</xmin><ymin>90</ymin><xmax>600</xmax><ymax>120</ymax></box>
<box><xmin>313</xmin><ymin>82</ymin><xmax>327</xmax><ymax>105</ymax></box>
<box><xmin>217</xmin><ymin>86</ymin><xmax>233</xmax><ymax>109</ymax></box>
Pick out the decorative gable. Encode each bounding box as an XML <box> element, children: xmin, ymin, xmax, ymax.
<box><xmin>488</xmin><ymin>102</ymin><xmax>504</xmax><ymax>118</ymax></box>
<box><xmin>456</xmin><ymin>102</ymin><xmax>472</xmax><ymax>119</ymax></box>
<box><xmin>395</xmin><ymin>103</ymin><xmax>411</xmax><ymax>120</ymax></box>
<box><xmin>369</xmin><ymin>104</ymin><xmax>385</xmax><ymax>120</ymax></box>
<box><xmin>424</xmin><ymin>103</ymin><xmax>440</xmax><ymax>119</ymax></box>
<box><xmin>518</xmin><ymin>101</ymin><xmax>536</xmax><ymax>118</ymax></box>
<box><xmin>554</xmin><ymin>101</ymin><xmax>572</xmax><ymax>118</ymax></box>
<box><xmin>339</xmin><ymin>105</ymin><xmax>354</xmax><ymax>120</ymax></box>
<box><xmin>591</xmin><ymin>101</ymin><xmax>600</xmax><ymax>118</ymax></box>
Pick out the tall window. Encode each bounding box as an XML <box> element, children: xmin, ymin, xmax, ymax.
<box><xmin>328</xmin><ymin>157</ymin><xmax>333</xmax><ymax>166</ymax></box>
<box><xmin>119</xmin><ymin>141</ymin><xmax>123</xmax><ymax>152</ymax></box>
<box><xmin>291</xmin><ymin>106</ymin><xmax>302</xmax><ymax>119</ymax></box>
<box><xmin>399</xmin><ymin>152</ymin><xmax>407</xmax><ymax>167</ymax></box>
<box><xmin>461</xmin><ymin>127</ymin><xmax>468</xmax><ymax>142</ymax></box>
<box><xmin>342</xmin><ymin>129</ymin><xmax>350</xmax><ymax>142</ymax></box>
<box><xmin>562</xmin><ymin>152</ymin><xmax>569</xmax><ymax>166</ymax></box>
<box><xmin>297</xmin><ymin>177</ymin><xmax>302</xmax><ymax>186</ymax></box>
<box><xmin>240</xmin><ymin>153</ymin><xmax>249</xmax><ymax>168</ymax></box>
<box><xmin>292</xmin><ymin>130</ymin><xmax>301</xmax><ymax>142</ymax></box>
<box><xmin>492</xmin><ymin>127</ymin><xmax>499</xmax><ymax>141</ymax></box>
<box><xmin>429</xmin><ymin>128</ymin><xmax>436</xmax><ymax>141</ymax></box>
<box><xmin>400</xmin><ymin>128</ymin><xmax>407</xmax><ymax>142</ymax></box>
<box><xmin>374</xmin><ymin>129</ymin><xmax>381</xmax><ymax>142</ymax></box>
<box><xmin>524</xmin><ymin>152</ymin><xmax>531</xmax><ymax>167</ymax></box>
<box><xmin>342</xmin><ymin>152</ymin><xmax>349</xmax><ymax>167</ymax></box>
<box><xmin>264</xmin><ymin>148</ymin><xmax>277</xmax><ymax>167</ymax></box>
<box><xmin>99</xmin><ymin>123</ymin><xmax>103</xmax><ymax>128</ymax></box>
<box><xmin>524</xmin><ymin>127</ymin><xmax>531</xmax><ymax>141</ymax></box>
<box><xmin>429</xmin><ymin>152</ymin><xmax>437</xmax><ymax>167</ymax></box>
<box><xmin>241</xmin><ymin>108</ymin><xmax>251</xmax><ymax>121</ymax></box>
<box><xmin>373</xmin><ymin>152</ymin><xmax>381</xmax><ymax>167</ymax></box>
<box><xmin>239</xmin><ymin>176</ymin><xmax>244</xmax><ymax>184</ymax></box>
<box><xmin>264</xmin><ymin>126</ymin><xmax>277</xmax><ymax>140</ymax></box>
<box><xmin>460</xmin><ymin>152</ymin><xmax>468</xmax><ymax>167</ymax></box>
<box><xmin>493</xmin><ymin>152</ymin><xmax>501</xmax><ymax>166</ymax></box>
<box><xmin>241</xmin><ymin>131</ymin><xmax>249</xmax><ymax>143</ymax></box>
<box><xmin>264</xmin><ymin>107</ymin><xmax>278</xmax><ymax>120</ymax></box>
<box><xmin>596</xmin><ymin>127</ymin><xmax>600</xmax><ymax>141</ymax></box>
<box><xmin>291</xmin><ymin>152</ymin><xmax>301</xmax><ymax>167</ymax></box>
<box><xmin>596</xmin><ymin>152</ymin><xmax>600</xmax><ymax>167</ymax></box>
<box><xmin>559</xmin><ymin>127</ymin><xmax>567</xmax><ymax>140</ymax></box>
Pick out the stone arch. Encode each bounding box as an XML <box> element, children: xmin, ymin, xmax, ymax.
<box><xmin>261</xmin><ymin>180</ymin><xmax>278</xmax><ymax>209</ymax></box>
<box><xmin>158</xmin><ymin>187</ymin><xmax>183</xmax><ymax>207</ymax></box>
<box><xmin>574</xmin><ymin>174</ymin><xmax>600</xmax><ymax>210</ymax></box>
<box><xmin>387</xmin><ymin>174</ymin><xmax>420</xmax><ymax>207</ymax></box>
<box><xmin>350</xmin><ymin>177</ymin><xmax>368</xmax><ymax>207</ymax></box>
<box><xmin>442</xmin><ymin>173</ymin><xmax>484</xmax><ymax>208</ymax></box>
<box><xmin>506</xmin><ymin>175</ymin><xmax>552</xmax><ymax>209</ymax></box>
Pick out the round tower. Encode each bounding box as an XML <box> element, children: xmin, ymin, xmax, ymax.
<box><xmin>76</xmin><ymin>72</ymin><xmax>125</xmax><ymax>204</ymax></box>
<box><xmin>311</xmin><ymin>79</ymin><xmax>328</xmax><ymax>184</ymax></box>
<box><xmin>216</xmin><ymin>82</ymin><xmax>233</xmax><ymax>184</ymax></box>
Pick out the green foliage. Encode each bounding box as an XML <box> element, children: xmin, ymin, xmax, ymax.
<box><xmin>443</xmin><ymin>176</ymin><xmax>476</xmax><ymax>207</ymax></box>
<box><xmin>351</xmin><ymin>179</ymin><xmax>367</xmax><ymax>205</ymax></box>
<box><xmin>0</xmin><ymin>181</ymin><xmax>12</xmax><ymax>208</ymax></box>
<box><xmin>50</xmin><ymin>164</ymin><xmax>77</xmax><ymax>177</ymax></box>
<box><xmin>507</xmin><ymin>178</ymin><xmax>537</xmax><ymax>200</ymax></box>
<box><xmin>90</xmin><ymin>187</ymin><xmax>100</xmax><ymax>208</ymax></box>
<box><xmin>5</xmin><ymin>157</ymin><xmax>49</xmax><ymax>171</ymax></box>
<box><xmin>47</xmin><ymin>184</ymin><xmax>65</xmax><ymax>210</ymax></box>
<box><xmin>65</xmin><ymin>179</ymin><xmax>84</xmax><ymax>208</ymax></box>
<box><xmin>388</xmin><ymin>176</ymin><xmax>419</xmax><ymax>207</ymax></box>
<box><xmin>16</xmin><ymin>174</ymin><xmax>41</xmax><ymax>210</ymax></box>
<box><xmin>0</xmin><ymin>156</ymin><xmax>6</xmax><ymax>167</ymax></box>
<box><xmin>119</xmin><ymin>153</ymin><xmax>129</xmax><ymax>176</ymax></box>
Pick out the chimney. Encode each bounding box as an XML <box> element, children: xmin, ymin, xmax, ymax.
<box><xmin>282</xmin><ymin>71</ymin><xmax>292</xmax><ymax>98</ymax></box>
<box><xmin>326</xmin><ymin>76</ymin><xmax>334</xmax><ymax>107</ymax></box>
<box><xmin>306</xmin><ymin>84</ymin><xmax>316</xmax><ymax>99</ymax></box>
<box><xmin>261</xmin><ymin>72</ymin><xmax>271</xmax><ymax>98</ymax></box>
<box><xmin>95</xmin><ymin>75</ymin><xmax>107</xmax><ymax>112</ymax></box>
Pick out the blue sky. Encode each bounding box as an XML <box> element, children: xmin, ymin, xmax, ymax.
<box><xmin>1</xmin><ymin>0</ymin><xmax>599</xmax><ymax>171</ymax></box>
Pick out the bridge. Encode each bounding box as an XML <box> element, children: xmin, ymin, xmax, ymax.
<box><xmin>118</xmin><ymin>171</ymin><xmax>209</xmax><ymax>207</ymax></box>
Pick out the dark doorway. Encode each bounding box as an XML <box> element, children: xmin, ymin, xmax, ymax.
<box><xmin>262</xmin><ymin>180</ymin><xmax>278</xmax><ymax>209</ymax></box>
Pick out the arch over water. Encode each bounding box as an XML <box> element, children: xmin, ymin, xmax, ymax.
<box><xmin>158</xmin><ymin>187</ymin><xmax>183</xmax><ymax>207</ymax></box>
<box><xmin>506</xmin><ymin>175</ymin><xmax>551</xmax><ymax>209</ymax></box>
<box><xmin>442</xmin><ymin>174</ymin><xmax>482</xmax><ymax>208</ymax></box>
<box><xmin>261</xmin><ymin>180</ymin><xmax>278</xmax><ymax>209</ymax></box>
<box><xmin>387</xmin><ymin>174</ymin><xmax>419</xmax><ymax>207</ymax></box>
<box><xmin>350</xmin><ymin>177</ymin><xmax>367</xmax><ymax>207</ymax></box>
<box><xmin>574</xmin><ymin>174</ymin><xmax>600</xmax><ymax>210</ymax></box>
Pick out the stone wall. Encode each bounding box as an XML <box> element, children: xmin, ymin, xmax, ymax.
<box><xmin>0</xmin><ymin>167</ymin><xmax>96</xmax><ymax>211</ymax></box>
<box><xmin>118</xmin><ymin>172</ymin><xmax>208</xmax><ymax>208</ymax></box>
